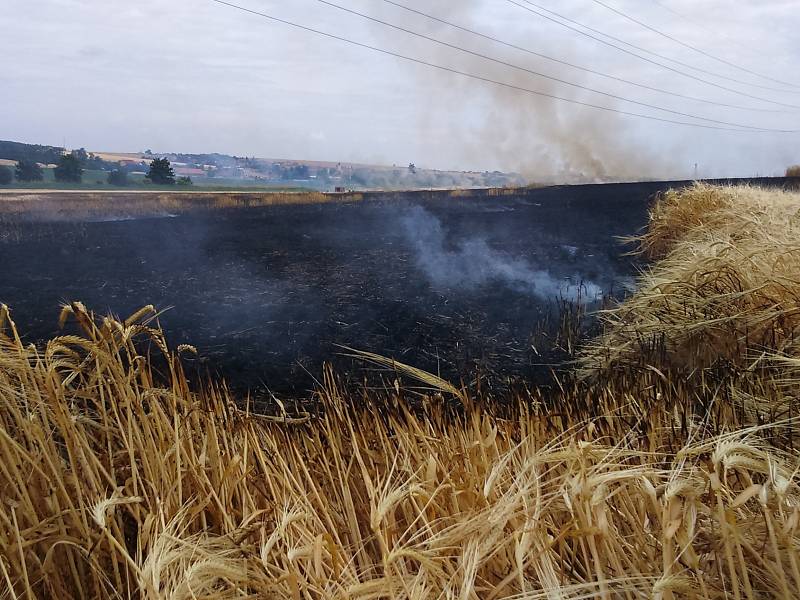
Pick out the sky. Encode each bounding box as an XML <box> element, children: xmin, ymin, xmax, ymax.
<box><xmin>1</xmin><ymin>0</ymin><xmax>799</xmax><ymax>181</ymax></box>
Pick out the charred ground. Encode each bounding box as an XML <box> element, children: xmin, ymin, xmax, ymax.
<box><xmin>1</xmin><ymin>178</ymin><xmax>793</xmax><ymax>397</ymax></box>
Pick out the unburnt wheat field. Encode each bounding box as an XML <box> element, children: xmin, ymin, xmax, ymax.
<box><xmin>2</xmin><ymin>180</ymin><xmax>800</xmax><ymax>599</ymax></box>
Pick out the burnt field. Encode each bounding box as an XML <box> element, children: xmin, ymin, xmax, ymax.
<box><xmin>1</xmin><ymin>178</ymin><xmax>792</xmax><ymax>397</ymax></box>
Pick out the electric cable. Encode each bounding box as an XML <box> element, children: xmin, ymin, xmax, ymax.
<box><xmin>208</xmin><ymin>0</ymin><xmax>800</xmax><ymax>133</ymax></box>
<box><xmin>588</xmin><ymin>0</ymin><xmax>799</xmax><ymax>90</ymax></box>
<box><xmin>509</xmin><ymin>0</ymin><xmax>800</xmax><ymax>107</ymax></box>
<box><xmin>377</xmin><ymin>0</ymin><xmax>792</xmax><ymax>114</ymax></box>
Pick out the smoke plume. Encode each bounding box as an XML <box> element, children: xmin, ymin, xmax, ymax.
<box><xmin>401</xmin><ymin>205</ymin><xmax>601</xmax><ymax>299</ymax></box>
<box><xmin>373</xmin><ymin>1</ymin><xmax>683</xmax><ymax>182</ymax></box>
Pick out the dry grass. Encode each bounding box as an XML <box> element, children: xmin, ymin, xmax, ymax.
<box><xmin>0</xmin><ymin>190</ymin><xmax>344</xmax><ymax>222</ymax></box>
<box><xmin>2</xmin><ymin>184</ymin><xmax>800</xmax><ymax>598</ymax></box>
<box><xmin>447</xmin><ymin>188</ymin><xmax>521</xmax><ymax>198</ymax></box>
<box><xmin>2</xmin><ymin>303</ymin><xmax>799</xmax><ymax>599</ymax></box>
<box><xmin>582</xmin><ymin>183</ymin><xmax>800</xmax><ymax>373</ymax></box>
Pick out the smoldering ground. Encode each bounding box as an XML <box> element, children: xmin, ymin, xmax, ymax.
<box><xmin>0</xmin><ymin>186</ymin><xmax>653</xmax><ymax>394</ymax></box>
<box><xmin>400</xmin><ymin>205</ymin><xmax>602</xmax><ymax>299</ymax></box>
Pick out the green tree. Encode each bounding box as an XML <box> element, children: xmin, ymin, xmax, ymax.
<box><xmin>54</xmin><ymin>152</ymin><xmax>83</xmax><ymax>183</ymax></box>
<box><xmin>107</xmin><ymin>169</ymin><xmax>129</xmax><ymax>186</ymax></box>
<box><xmin>15</xmin><ymin>160</ymin><xmax>44</xmax><ymax>182</ymax></box>
<box><xmin>177</xmin><ymin>176</ymin><xmax>193</xmax><ymax>186</ymax></box>
<box><xmin>146</xmin><ymin>158</ymin><xmax>175</xmax><ymax>185</ymax></box>
<box><xmin>0</xmin><ymin>165</ymin><xmax>12</xmax><ymax>185</ymax></box>
<box><xmin>72</xmin><ymin>148</ymin><xmax>89</xmax><ymax>164</ymax></box>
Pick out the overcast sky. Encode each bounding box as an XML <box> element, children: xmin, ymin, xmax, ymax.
<box><xmin>2</xmin><ymin>0</ymin><xmax>798</xmax><ymax>180</ymax></box>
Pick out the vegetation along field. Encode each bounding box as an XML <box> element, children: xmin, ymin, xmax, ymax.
<box><xmin>1</xmin><ymin>179</ymin><xmax>800</xmax><ymax>597</ymax></box>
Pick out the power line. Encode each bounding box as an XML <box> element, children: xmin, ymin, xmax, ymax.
<box><xmin>649</xmin><ymin>0</ymin><xmax>794</xmax><ymax>72</ymax></box>
<box><xmin>509</xmin><ymin>0</ymin><xmax>800</xmax><ymax>108</ymax></box>
<box><xmin>588</xmin><ymin>0</ymin><xmax>800</xmax><ymax>90</ymax></box>
<box><xmin>378</xmin><ymin>0</ymin><xmax>790</xmax><ymax>114</ymax></box>
<box><xmin>313</xmin><ymin>0</ymin><xmax>785</xmax><ymax>130</ymax></box>
<box><xmin>523</xmin><ymin>0</ymin><xmax>797</xmax><ymax>94</ymax></box>
<box><xmin>206</xmin><ymin>0</ymin><xmax>799</xmax><ymax>133</ymax></box>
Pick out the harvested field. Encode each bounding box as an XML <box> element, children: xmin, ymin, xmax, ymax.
<box><xmin>1</xmin><ymin>182</ymin><xmax>800</xmax><ymax>598</ymax></box>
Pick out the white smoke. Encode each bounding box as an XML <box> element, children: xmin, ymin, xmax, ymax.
<box><xmin>401</xmin><ymin>205</ymin><xmax>602</xmax><ymax>300</ymax></box>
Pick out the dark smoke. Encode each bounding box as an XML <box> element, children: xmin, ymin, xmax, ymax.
<box><xmin>370</xmin><ymin>1</ymin><xmax>683</xmax><ymax>182</ymax></box>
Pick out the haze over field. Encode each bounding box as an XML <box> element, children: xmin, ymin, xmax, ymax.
<box><xmin>2</xmin><ymin>0</ymin><xmax>798</xmax><ymax>181</ymax></box>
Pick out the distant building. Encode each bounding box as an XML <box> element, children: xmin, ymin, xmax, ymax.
<box><xmin>173</xmin><ymin>167</ymin><xmax>206</xmax><ymax>177</ymax></box>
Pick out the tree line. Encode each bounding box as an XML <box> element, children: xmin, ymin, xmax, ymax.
<box><xmin>0</xmin><ymin>155</ymin><xmax>191</xmax><ymax>187</ymax></box>
<box><xmin>0</xmin><ymin>140</ymin><xmax>65</xmax><ymax>165</ymax></box>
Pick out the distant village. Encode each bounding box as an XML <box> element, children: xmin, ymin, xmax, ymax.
<box><xmin>121</xmin><ymin>150</ymin><xmax>524</xmax><ymax>190</ymax></box>
<box><xmin>0</xmin><ymin>140</ymin><xmax>524</xmax><ymax>190</ymax></box>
